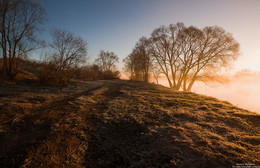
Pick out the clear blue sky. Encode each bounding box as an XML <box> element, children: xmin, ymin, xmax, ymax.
<box><xmin>38</xmin><ymin>0</ymin><xmax>260</xmax><ymax>71</ymax></box>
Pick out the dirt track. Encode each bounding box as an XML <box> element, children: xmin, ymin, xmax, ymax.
<box><xmin>0</xmin><ymin>80</ymin><xmax>122</xmax><ymax>168</ymax></box>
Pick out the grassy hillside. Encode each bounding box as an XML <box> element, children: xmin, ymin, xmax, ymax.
<box><xmin>0</xmin><ymin>80</ymin><xmax>259</xmax><ymax>167</ymax></box>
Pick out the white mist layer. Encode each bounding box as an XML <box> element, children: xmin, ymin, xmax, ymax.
<box><xmin>157</xmin><ymin>75</ymin><xmax>260</xmax><ymax>114</ymax></box>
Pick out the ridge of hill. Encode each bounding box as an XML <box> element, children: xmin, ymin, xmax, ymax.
<box><xmin>0</xmin><ymin>80</ymin><xmax>259</xmax><ymax>167</ymax></box>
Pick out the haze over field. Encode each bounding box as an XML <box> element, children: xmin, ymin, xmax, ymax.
<box><xmin>193</xmin><ymin>76</ymin><xmax>260</xmax><ymax>114</ymax></box>
<box><xmin>157</xmin><ymin>71</ymin><xmax>260</xmax><ymax>113</ymax></box>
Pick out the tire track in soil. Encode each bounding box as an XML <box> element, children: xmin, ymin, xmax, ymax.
<box><xmin>11</xmin><ymin>82</ymin><xmax>121</xmax><ymax>168</ymax></box>
<box><xmin>84</xmin><ymin>84</ymin><xmax>123</xmax><ymax>167</ymax></box>
<box><xmin>0</xmin><ymin>85</ymin><xmax>106</xmax><ymax>168</ymax></box>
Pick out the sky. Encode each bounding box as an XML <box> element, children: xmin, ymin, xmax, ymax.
<box><xmin>38</xmin><ymin>0</ymin><xmax>260</xmax><ymax>72</ymax></box>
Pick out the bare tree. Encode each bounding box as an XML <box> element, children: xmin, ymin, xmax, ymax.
<box><xmin>95</xmin><ymin>50</ymin><xmax>119</xmax><ymax>72</ymax></box>
<box><xmin>46</xmin><ymin>29</ymin><xmax>87</xmax><ymax>84</ymax></box>
<box><xmin>151</xmin><ymin>64</ymin><xmax>161</xmax><ymax>84</ymax></box>
<box><xmin>50</xmin><ymin>29</ymin><xmax>87</xmax><ymax>69</ymax></box>
<box><xmin>0</xmin><ymin>0</ymin><xmax>46</xmax><ymax>79</ymax></box>
<box><xmin>149</xmin><ymin>23</ymin><xmax>184</xmax><ymax>90</ymax></box>
<box><xmin>149</xmin><ymin>23</ymin><xmax>239</xmax><ymax>91</ymax></box>
<box><xmin>124</xmin><ymin>51</ymin><xmax>143</xmax><ymax>81</ymax></box>
<box><xmin>124</xmin><ymin>37</ymin><xmax>151</xmax><ymax>82</ymax></box>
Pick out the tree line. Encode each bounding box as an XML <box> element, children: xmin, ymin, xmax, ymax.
<box><xmin>0</xmin><ymin>0</ymin><xmax>120</xmax><ymax>85</ymax></box>
<box><xmin>124</xmin><ymin>23</ymin><xmax>239</xmax><ymax>91</ymax></box>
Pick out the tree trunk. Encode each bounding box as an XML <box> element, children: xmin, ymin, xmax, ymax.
<box><xmin>166</xmin><ymin>75</ymin><xmax>173</xmax><ymax>88</ymax></box>
<box><xmin>183</xmin><ymin>77</ymin><xmax>187</xmax><ymax>91</ymax></box>
<box><xmin>187</xmin><ymin>78</ymin><xmax>196</xmax><ymax>92</ymax></box>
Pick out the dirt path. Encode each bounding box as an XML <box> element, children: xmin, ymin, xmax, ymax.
<box><xmin>0</xmin><ymin>81</ymin><xmax>122</xmax><ymax>168</ymax></box>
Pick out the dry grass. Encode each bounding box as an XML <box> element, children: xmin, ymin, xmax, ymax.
<box><xmin>0</xmin><ymin>80</ymin><xmax>259</xmax><ymax>167</ymax></box>
<box><xmin>0</xmin><ymin>80</ymin><xmax>105</xmax><ymax>167</ymax></box>
<box><xmin>86</xmin><ymin>81</ymin><xmax>260</xmax><ymax>168</ymax></box>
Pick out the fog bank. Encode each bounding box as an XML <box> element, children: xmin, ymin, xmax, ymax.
<box><xmin>157</xmin><ymin>71</ymin><xmax>260</xmax><ymax>114</ymax></box>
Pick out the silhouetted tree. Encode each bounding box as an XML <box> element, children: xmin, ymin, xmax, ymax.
<box><xmin>39</xmin><ymin>29</ymin><xmax>87</xmax><ymax>85</ymax></box>
<box><xmin>95</xmin><ymin>50</ymin><xmax>119</xmax><ymax>72</ymax></box>
<box><xmin>149</xmin><ymin>22</ymin><xmax>239</xmax><ymax>91</ymax></box>
<box><xmin>124</xmin><ymin>37</ymin><xmax>152</xmax><ymax>82</ymax></box>
<box><xmin>50</xmin><ymin>29</ymin><xmax>87</xmax><ymax>69</ymax></box>
<box><xmin>149</xmin><ymin>23</ymin><xmax>185</xmax><ymax>89</ymax></box>
<box><xmin>0</xmin><ymin>0</ymin><xmax>46</xmax><ymax>79</ymax></box>
<box><xmin>151</xmin><ymin>64</ymin><xmax>161</xmax><ymax>84</ymax></box>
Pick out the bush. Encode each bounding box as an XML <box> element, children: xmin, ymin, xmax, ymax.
<box><xmin>37</xmin><ymin>62</ymin><xmax>76</xmax><ymax>85</ymax></box>
<box><xmin>103</xmin><ymin>70</ymin><xmax>120</xmax><ymax>79</ymax></box>
<box><xmin>37</xmin><ymin>62</ymin><xmax>56</xmax><ymax>85</ymax></box>
<box><xmin>75</xmin><ymin>65</ymin><xmax>102</xmax><ymax>80</ymax></box>
<box><xmin>75</xmin><ymin>65</ymin><xmax>120</xmax><ymax>81</ymax></box>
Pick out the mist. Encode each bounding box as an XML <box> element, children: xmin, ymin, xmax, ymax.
<box><xmin>156</xmin><ymin>70</ymin><xmax>260</xmax><ymax>114</ymax></box>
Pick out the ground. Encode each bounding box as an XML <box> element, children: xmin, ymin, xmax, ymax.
<box><xmin>0</xmin><ymin>80</ymin><xmax>259</xmax><ymax>168</ymax></box>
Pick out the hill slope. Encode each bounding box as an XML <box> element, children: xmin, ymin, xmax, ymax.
<box><xmin>0</xmin><ymin>80</ymin><xmax>259</xmax><ymax>167</ymax></box>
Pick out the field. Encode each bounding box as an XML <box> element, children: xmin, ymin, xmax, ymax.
<box><xmin>0</xmin><ymin>80</ymin><xmax>259</xmax><ymax>167</ymax></box>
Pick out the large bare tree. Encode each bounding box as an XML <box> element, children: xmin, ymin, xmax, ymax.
<box><xmin>47</xmin><ymin>29</ymin><xmax>88</xmax><ymax>83</ymax></box>
<box><xmin>0</xmin><ymin>0</ymin><xmax>46</xmax><ymax>79</ymax></box>
<box><xmin>149</xmin><ymin>23</ymin><xmax>239</xmax><ymax>91</ymax></box>
<box><xmin>149</xmin><ymin>23</ymin><xmax>184</xmax><ymax>89</ymax></box>
<box><xmin>50</xmin><ymin>29</ymin><xmax>87</xmax><ymax>69</ymax></box>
